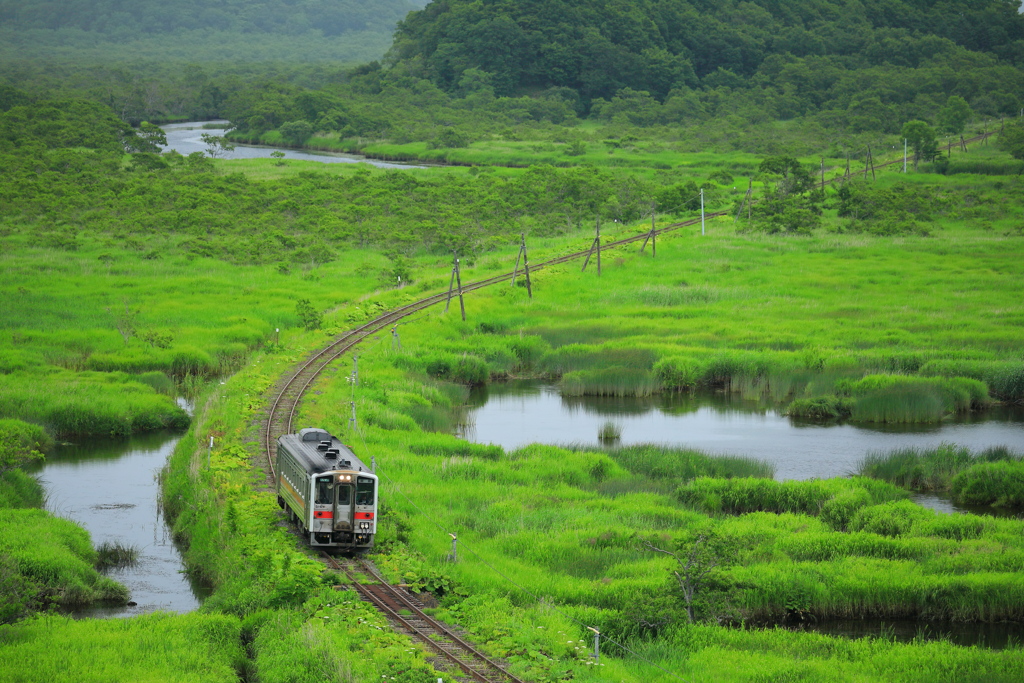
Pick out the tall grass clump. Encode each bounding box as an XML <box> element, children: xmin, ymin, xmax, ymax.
<box><xmin>539</xmin><ymin>344</ymin><xmax>657</xmax><ymax>375</ymax></box>
<box><xmin>0</xmin><ymin>470</ymin><xmax>45</xmax><ymax>509</ymax></box>
<box><xmin>950</xmin><ymin>460</ymin><xmax>1024</xmax><ymax>507</ymax></box>
<box><xmin>96</xmin><ymin>540</ymin><xmax>140</xmax><ymax>569</ymax></box>
<box><xmin>920</xmin><ymin>359</ymin><xmax>1024</xmax><ymax>403</ymax></box>
<box><xmin>858</xmin><ymin>443</ymin><xmax>1023</xmax><ymax>493</ymax></box>
<box><xmin>836</xmin><ymin>375</ymin><xmax>989</xmax><ymax>423</ymax></box>
<box><xmin>560</xmin><ymin>367</ymin><xmax>660</xmax><ymax>397</ymax></box>
<box><xmin>676</xmin><ymin>476</ymin><xmax>907</xmax><ymax>524</ymax></box>
<box><xmin>590</xmin><ymin>444</ymin><xmax>774</xmax><ymax>481</ymax></box>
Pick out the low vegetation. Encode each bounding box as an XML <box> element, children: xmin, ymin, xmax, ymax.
<box><xmin>859</xmin><ymin>444</ymin><xmax>1024</xmax><ymax>508</ymax></box>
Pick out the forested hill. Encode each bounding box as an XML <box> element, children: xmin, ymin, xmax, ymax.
<box><xmin>0</xmin><ymin>0</ymin><xmax>427</xmax><ymax>63</ymax></box>
<box><xmin>389</xmin><ymin>0</ymin><xmax>1024</xmax><ymax>101</ymax></box>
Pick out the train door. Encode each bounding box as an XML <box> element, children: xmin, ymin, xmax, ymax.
<box><xmin>336</xmin><ymin>480</ymin><xmax>354</xmax><ymax>535</ymax></box>
<box><xmin>311</xmin><ymin>475</ymin><xmax>335</xmax><ymax>545</ymax></box>
<box><xmin>354</xmin><ymin>476</ymin><xmax>376</xmax><ymax>544</ymax></box>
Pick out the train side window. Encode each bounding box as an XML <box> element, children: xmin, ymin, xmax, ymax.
<box><xmin>315</xmin><ymin>477</ymin><xmax>333</xmax><ymax>504</ymax></box>
<box><xmin>337</xmin><ymin>485</ymin><xmax>351</xmax><ymax>506</ymax></box>
<box><xmin>356</xmin><ymin>477</ymin><xmax>375</xmax><ymax>506</ymax></box>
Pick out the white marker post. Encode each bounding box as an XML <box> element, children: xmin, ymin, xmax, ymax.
<box><xmin>700</xmin><ymin>188</ymin><xmax>705</xmax><ymax>236</ymax></box>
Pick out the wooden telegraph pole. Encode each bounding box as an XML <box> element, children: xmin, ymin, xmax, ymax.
<box><xmin>510</xmin><ymin>233</ymin><xmax>533</xmax><ymax>299</ymax></box>
<box><xmin>444</xmin><ymin>254</ymin><xmax>466</xmax><ymax>321</ymax></box>
<box><xmin>581</xmin><ymin>217</ymin><xmax>601</xmax><ymax>275</ymax></box>
<box><xmin>640</xmin><ymin>201</ymin><xmax>657</xmax><ymax>256</ymax></box>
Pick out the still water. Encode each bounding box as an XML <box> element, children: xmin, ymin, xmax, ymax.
<box><xmin>461</xmin><ymin>381</ymin><xmax>1024</xmax><ymax>482</ymax></box>
<box><xmin>462</xmin><ymin>382</ymin><xmax>1024</xmax><ymax>648</ymax></box>
<box><xmin>160</xmin><ymin>121</ymin><xmax>422</xmax><ymax>169</ymax></box>
<box><xmin>29</xmin><ymin>430</ymin><xmax>209</xmax><ymax>617</ymax></box>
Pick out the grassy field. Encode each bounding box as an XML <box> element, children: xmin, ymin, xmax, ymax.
<box><xmin>3</xmin><ymin>138</ymin><xmax>1024</xmax><ymax>680</ymax></box>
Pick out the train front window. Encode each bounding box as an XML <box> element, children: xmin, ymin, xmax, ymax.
<box><xmin>356</xmin><ymin>477</ymin><xmax>375</xmax><ymax>506</ymax></box>
<box><xmin>315</xmin><ymin>477</ymin><xmax>333</xmax><ymax>504</ymax></box>
<box><xmin>336</xmin><ymin>484</ymin><xmax>351</xmax><ymax>506</ymax></box>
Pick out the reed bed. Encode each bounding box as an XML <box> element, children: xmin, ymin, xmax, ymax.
<box><xmin>560</xmin><ymin>367</ymin><xmax>660</xmax><ymax>397</ymax></box>
<box><xmin>580</xmin><ymin>443</ymin><xmax>775</xmax><ymax>481</ymax></box>
<box><xmin>951</xmin><ymin>460</ymin><xmax>1024</xmax><ymax>507</ymax></box>
<box><xmin>676</xmin><ymin>476</ymin><xmax>908</xmax><ymax>519</ymax></box>
<box><xmin>858</xmin><ymin>444</ymin><xmax>1024</xmax><ymax>504</ymax></box>
<box><xmin>0</xmin><ymin>470</ymin><xmax>44</xmax><ymax>509</ymax></box>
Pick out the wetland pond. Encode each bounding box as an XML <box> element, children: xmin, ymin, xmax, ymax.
<box><xmin>461</xmin><ymin>381</ymin><xmax>1024</xmax><ymax>649</ymax></box>
<box><xmin>28</xmin><ymin>429</ymin><xmax>208</xmax><ymax>618</ymax></box>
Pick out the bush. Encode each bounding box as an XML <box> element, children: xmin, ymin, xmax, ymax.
<box><xmin>0</xmin><ymin>419</ymin><xmax>52</xmax><ymax>471</ymax></box>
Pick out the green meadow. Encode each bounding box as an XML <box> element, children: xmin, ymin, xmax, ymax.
<box><xmin>3</xmin><ymin>117</ymin><xmax>1024</xmax><ymax>680</ymax></box>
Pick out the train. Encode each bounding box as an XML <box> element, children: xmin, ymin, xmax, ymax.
<box><xmin>275</xmin><ymin>427</ymin><xmax>378</xmax><ymax>551</ymax></box>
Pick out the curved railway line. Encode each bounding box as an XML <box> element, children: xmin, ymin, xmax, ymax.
<box><xmin>258</xmin><ymin>131</ymin><xmax>993</xmax><ymax>679</ymax></box>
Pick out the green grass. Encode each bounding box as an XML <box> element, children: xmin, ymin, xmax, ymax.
<box><xmin>0</xmin><ymin>612</ymin><xmax>244</xmax><ymax>683</ymax></box>
<box><xmin>858</xmin><ymin>444</ymin><xmax>1024</xmax><ymax>503</ymax></box>
<box><xmin>951</xmin><ymin>460</ymin><xmax>1024</xmax><ymax>507</ymax></box>
<box><xmin>0</xmin><ymin>508</ymin><xmax>128</xmax><ymax>608</ymax></box>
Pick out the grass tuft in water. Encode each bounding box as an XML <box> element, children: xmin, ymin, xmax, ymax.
<box><xmin>96</xmin><ymin>541</ymin><xmax>140</xmax><ymax>569</ymax></box>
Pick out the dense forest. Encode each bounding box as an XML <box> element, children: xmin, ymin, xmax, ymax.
<box><xmin>0</xmin><ymin>0</ymin><xmax>427</xmax><ymax>63</ymax></box>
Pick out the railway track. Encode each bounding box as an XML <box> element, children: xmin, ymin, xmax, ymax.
<box><xmin>323</xmin><ymin>554</ymin><xmax>525</xmax><ymax>683</ymax></box>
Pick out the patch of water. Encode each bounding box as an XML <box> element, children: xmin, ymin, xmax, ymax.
<box><xmin>460</xmin><ymin>380</ymin><xmax>1024</xmax><ymax>496</ymax></box>
<box><xmin>160</xmin><ymin>121</ymin><xmax>424</xmax><ymax>169</ymax></box>
<box><xmin>29</xmin><ymin>431</ymin><xmax>209</xmax><ymax>618</ymax></box>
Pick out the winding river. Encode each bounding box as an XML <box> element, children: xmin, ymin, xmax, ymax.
<box><xmin>160</xmin><ymin>121</ymin><xmax>422</xmax><ymax>168</ymax></box>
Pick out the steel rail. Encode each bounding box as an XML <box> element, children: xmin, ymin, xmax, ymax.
<box><xmin>322</xmin><ymin>553</ymin><xmax>524</xmax><ymax>683</ymax></box>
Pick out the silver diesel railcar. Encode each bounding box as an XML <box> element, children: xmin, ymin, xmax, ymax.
<box><xmin>276</xmin><ymin>427</ymin><xmax>377</xmax><ymax>550</ymax></box>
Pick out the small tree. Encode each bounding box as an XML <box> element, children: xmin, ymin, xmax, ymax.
<box><xmin>936</xmin><ymin>96</ymin><xmax>972</xmax><ymax>136</ymax></box>
<box><xmin>0</xmin><ymin>419</ymin><xmax>51</xmax><ymax>472</ymax></box>
<box><xmin>641</xmin><ymin>531</ymin><xmax>736</xmax><ymax>624</ymax></box>
<box><xmin>107</xmin><ymin>300</ymin><xmax>140</xmax><ymax>346</ymax></box>
<box><xmin>279</xmin><ymin>120</ymin><xmax>314</xmax><ymax>146</ymax></box>
<box><xmin>997</xmin><ymin>121</ymin><xmax>1024</xmax><ymax>167</ymax></box>
<box><xmin>295</xmin><ymin>299</ymin><xmax>322</xmax><ymax>330</ymax></box>
<box><xmin>201</xmin><ymin>133</ymin><xmax>235</xmax><ymax>159</ymax></box>
<box><xmin>270</xmin><ymin>150</ymin><xmax>286</xmax><ymax>166</ymax></box>
<box><xmin>901</xmin><ymin>120</ymin><xmax>938</xmax><ymax>169</ymax></box>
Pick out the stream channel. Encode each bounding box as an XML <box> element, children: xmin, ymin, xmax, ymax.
<box><xmin>460</xmin><ymin>380</ymin><xmax>1024</xmax><ymax>648</ymax></box>
<box><xmin>27</xmin><ymin>427</ymin><xmax>209</xmax><ymax>618</ymax></box>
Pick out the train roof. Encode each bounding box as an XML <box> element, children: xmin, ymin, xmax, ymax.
<box><xmin>277</xmin><ymin>428</ymin><xmax>373</xmax><ymax>476</ymax></box>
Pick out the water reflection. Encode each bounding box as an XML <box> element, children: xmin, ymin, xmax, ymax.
<box><xmin>28</xmin><ymin>431</ymin><xmax>209</xmax><ymax>617</ymax></box>
<box><xmin>462</xmin><ymin>381</ymin><xmax>1024</xmax><ymax>484</ymax></box>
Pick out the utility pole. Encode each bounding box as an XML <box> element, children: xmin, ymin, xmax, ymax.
<box><xmin>444</xmin><ymin>254</ymin><xmax>466</xmax><ymax>320</ymax></box>
<box><xmin>581</xmin><ymin>217</ymin><xmax>601</xmax><ymax>275</ymax></box>
<box><xmin>640</xmin><ymin>201</ymin><xmax>657</xmax><ymax>256</ymax></box>
<box><xmin>511</xmin><ymin>233</ymin><xmax>532</xmax><ymax>298</ymax></box>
